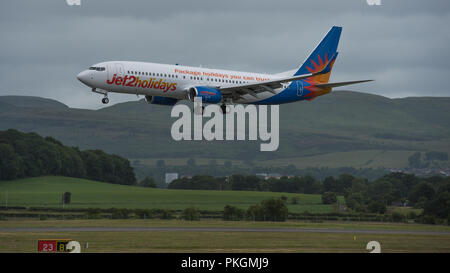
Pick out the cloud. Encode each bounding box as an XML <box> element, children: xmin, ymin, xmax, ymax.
<box><xmin>0</xmin><ymin>0</ymin><xmax>449</xmax><ymax>109</ymax></box>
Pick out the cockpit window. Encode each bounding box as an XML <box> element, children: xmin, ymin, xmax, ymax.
<box><xmin>89</xmin><ymin>67</ymin><xmax>105</xmax><ymax>71</ymax></box>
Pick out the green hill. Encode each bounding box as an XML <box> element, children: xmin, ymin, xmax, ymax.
<box><xmin>0</xmin><ymin>91</ymin><xmax>449</xmax><ymax>169</ymax></box>
<box><xmin>0</xmin><ymin>96</ymin><xmax>68</xmax><ymax>109</ymax></box>
<box><xmin>0</xmin><ymin>176</ymin><xmax>334</xmax><ymax>213</ymax></box>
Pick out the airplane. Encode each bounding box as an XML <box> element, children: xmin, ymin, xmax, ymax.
<box><xmin>77</xmin><ymin>26</ymin><xmax>372</xmax><ymax>114</ymax></box>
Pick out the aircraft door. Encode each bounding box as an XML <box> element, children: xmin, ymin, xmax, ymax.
<box><xmin>107</xmin><ymin>64</ymin><xmax>116</xmax><ymax>82</ymax></box>
<box><xmin>115</xmin><ymin>63</ymin><xmax>124</xmax><ymax>77</ymax></box>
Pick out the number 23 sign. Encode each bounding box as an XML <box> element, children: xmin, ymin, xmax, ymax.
<box><xmin>38</xmin><ymin>239</ymin><xmax>81</xmax><ymax>253</ymax></box>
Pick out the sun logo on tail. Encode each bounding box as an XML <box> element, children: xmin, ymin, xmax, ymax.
<box><xmin>304</xmin><ymin>53</ymin><xmax>335</xmax><ymax>84</ymax></box>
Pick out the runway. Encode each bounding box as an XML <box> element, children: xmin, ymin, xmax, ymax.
<box><xmin>0</xmin><ymin>227</ymin><xmax>449</xmax><ymax>235</ymax></box>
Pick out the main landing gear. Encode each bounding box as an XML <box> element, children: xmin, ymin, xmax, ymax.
<box><xmin>194</xmin><ymin>104</ymin><xmax>229</xmax><ymax>115</ymax></box>
<box><xmin>220</xmin><ymin>104</ymin><xmax>227</xmax><ymax>114</ymax></box>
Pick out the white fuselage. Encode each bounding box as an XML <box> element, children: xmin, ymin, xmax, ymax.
<box><xmin>77</xmin><ymin>61</ymin><xmax>280</xmax><ymax>104</ymax></box>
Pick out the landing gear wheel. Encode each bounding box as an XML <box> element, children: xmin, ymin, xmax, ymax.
<box><xmin>102</xmin><ymin>97</ymin><xmax>109</xmax><ymax>104</ymax></box>
<box><xmin>220</xmin><ymin>104</ymin><xmax>226</xmax><ymax>114</ymax></box>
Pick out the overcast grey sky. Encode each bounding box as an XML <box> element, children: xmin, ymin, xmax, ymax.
<box><xmin>1</xmin><ymin>0</ymin><xmax>449</xmax><ymax>109</ymax></box>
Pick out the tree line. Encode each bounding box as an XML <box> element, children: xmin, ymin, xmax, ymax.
<box><xmin>133</xmin><ymin>158</ymin><xmax>389</xmax><ymax>187</ymax></box>
<box><xmin>0</xmin><ymin>129</ymin><xmax>136</xmax><ymax>185</ymax></box>
<box><xmin>168</xmin><ymin>172</ymin><xmax>450</xmax><ymax>221</ymax></box>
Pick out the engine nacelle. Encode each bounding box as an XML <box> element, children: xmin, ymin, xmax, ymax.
<box><xmin>188</xmin><ymin>86</ymin><xmax>222</xmax><ymax>104</ymax></box>
<box><xmin>145</xmin><ymin>95</ymin><xmax>178</xmax><ymax>106</ymax></box>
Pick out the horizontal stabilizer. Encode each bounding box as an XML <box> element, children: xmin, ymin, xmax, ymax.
<box><xmin>315</xmin><ymin>80</ymin><xmax>373</xmax><ymax>89</ymax></box>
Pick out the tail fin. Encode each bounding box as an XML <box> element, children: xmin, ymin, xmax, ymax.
<box><xmin>295</xmin><ymin>26</ymin><xmax>342</xmax><ymax>84</ymax></box>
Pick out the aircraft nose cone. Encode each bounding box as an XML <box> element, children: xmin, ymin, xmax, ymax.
<box><xmin>77</xmin><ymin>70</ymin><xmax>90</xmax><ymax>85</ymax></box>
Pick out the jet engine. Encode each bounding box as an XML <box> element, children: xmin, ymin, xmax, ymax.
<box><xmin>188</xmin><ymin>86</ymin><xmax>222</xmax><ymax>104</ymax></box>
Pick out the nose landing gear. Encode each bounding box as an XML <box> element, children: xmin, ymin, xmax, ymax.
<box><xmin>92</xmin><ymin>88</ymin><xmax>110</xmax><ymax>104</ymax></box>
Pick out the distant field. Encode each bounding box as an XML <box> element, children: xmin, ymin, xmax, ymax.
<box><xmin>131</xmin><ymin>150</ymin><xmax>414</xmax><ymax>171</ymax></box>
<box><xmin>0</xmin><ymin>176</ymin><xmax>340</xmax><ymax>213</ymax></box>
<box><xmin>259</xmin><ymin>150</ymin><xmax>415</xmax><ymax>169</ymax></box>
<box><xmin>132</xmin><ymin>158</ymin><xmax>243</xmax><ymax>167</ymax></box>
<box><xmin>133</xmin><ymin>149</ymin><xmax>450</xmax><ymax>169</ymax></box>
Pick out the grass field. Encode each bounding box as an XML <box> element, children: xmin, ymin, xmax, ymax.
<box><xmin>0</xmin><ymin>176</ymin><xmax>341</xmax><ymax>213</ymax></box>
<box><xmin>2</xmin><ymin>219</ymin><xmax>450</xmax><ymax>232</ymax></box>
<box><xmin>0</xmin><ymin>219</ymin><xmax>449</xmax><ymax>253</ymax></box>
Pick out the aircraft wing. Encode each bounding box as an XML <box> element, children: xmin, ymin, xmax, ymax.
<box><xmin>314</xmin><ymin>80</ymin><xmax>373</xmax><ymax>89</ymax></box>
<box><xmin>219</xmin><ymin>54</ymin><xmax>336</xmax><ymax>99</ymax></box>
